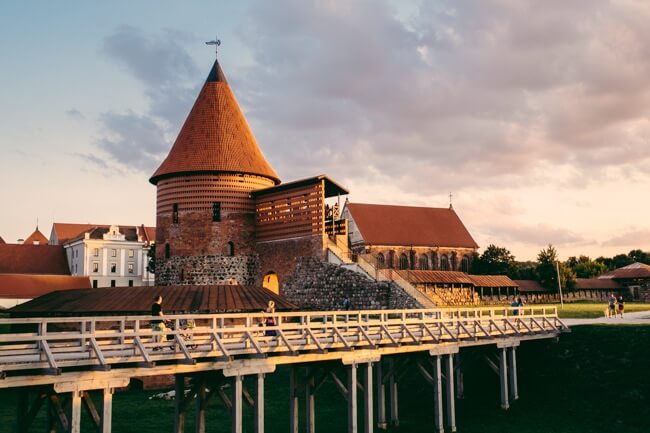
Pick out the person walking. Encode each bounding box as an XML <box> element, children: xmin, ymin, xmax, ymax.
<box><xmin>607</xmin><ymin>293</ymin><xmax>617</xmax><ymax>318</ymax></box>
<box><xmin>617</xmin><ymin>295</ymin><xmax>625</xmax><ymax>318</ymax></box>
<box><xmin>151</xmin><ymin>295</ymin><xmax>165</xmax><ymax>349</ymax></box>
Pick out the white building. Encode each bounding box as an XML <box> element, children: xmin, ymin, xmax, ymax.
<box><xmin>50</xmin><ymin>223</ymin><xmax>155</xmax><ymax>288</ymax></box>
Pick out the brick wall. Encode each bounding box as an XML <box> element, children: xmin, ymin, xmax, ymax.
<box><xmin>282</xmin><ymin>257</ymin><xmax>420</xmax><ymax>310</ymax></box>
<box><xmin>256</xmin><ymin>235</ymin><xmax>325</xmax><ymax>289</ymax></box>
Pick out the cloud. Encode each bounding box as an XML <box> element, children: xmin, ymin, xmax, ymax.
<box><xmin>89</xmin><ymin>26</ymin><xmax>200</xmax><ymax>173</ymax></box>
<box><xmin>602</xmin><ymin>229</ymin><xmax>650</xmax><ymax>247</ymax></box>
<box><xmin>236</xmin><ymin>0</ymin><xmax>650</xmax><ymax>191</ymax></box>
<box><xmin>66</xmin><ymin>108</ymin><xmax>85</xmax><ymax>119</ymax></box>
<box><xmin>477</xmin><ymin>222</ymin><xmax>587</xmax><ymax>249</ymax></box>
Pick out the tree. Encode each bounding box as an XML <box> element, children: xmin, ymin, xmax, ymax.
<box><xmin>568</xmin><ymin>255</ymin><xmax>608</xmax><ymax>278</ymax></box>
<box><xmin>628</xmin><ymin>249</ymin><xmax>650</xmax><ymax>265</ymax></box>
<box><xmin>147</xmin><ymin>244</ymin><xmax>156</xmax><ymax>274</ymax></box>
<box><xmin>536</xmin><ymin>244</ymin><xmax>576</xmax><ymax>291</ymax></box>
<box><xmin>472</xmin><ymin>244</ymin><xmax>516</xmax><ymax>275</ymax></box>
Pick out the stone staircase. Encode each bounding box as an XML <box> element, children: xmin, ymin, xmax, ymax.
<box><xmin>326</xmin><ymin>240</ymin><xmax>440</xmax><ymax>308</ymax></box>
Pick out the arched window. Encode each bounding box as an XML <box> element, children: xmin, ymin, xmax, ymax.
<box><xmin>418</xmin><ymin>256</ymin><xmax>429</xmax><ymax>270</ymax></box>
<box><xmin>388</xmin><ymin>250</ymin><xmax>396</xmax><ymax>269</ymax></box>
<box><xmin>440</xmin><ymin>255</ymin><xmax>449</xmax><ymax>271</ymax></box>
<box><xmin>399</xmin><ymin>253</ymin><xmax>409</xmax><ymax>270</ymax></box>
<box><xmin>376</xmin><ymin>253</ymin><xmax>386</xmax><ymax>269</ymax></box>
<box><xmin>450</xmin><ymin>252</ymin><xmax>458</xmax><ymax>271</ymax></box>
<box><xmin>409</xmin><ymin>251</ymin><xmax>416</xmax><ymax>270</ymax></box>
<box><xmin>461</xmin><ymin>255</ymin><xmax>470</xmax><ymax>273</ymax></box>
<box><xmin>226</xmin><ymin>241</ymin><xmax>235</xmax><ymax>257</ymax></box>
<box><xmin>431</xmin><ymin>252</ymin><xmax>438</xmax><ymax>270</ymax></box>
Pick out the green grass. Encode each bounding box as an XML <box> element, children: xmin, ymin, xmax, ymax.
<box><xmin>1</xmin><ymin>326</ymin><xmax>649</xmax><ymax>432</ymax></box>
<box><xmin>554</xmin><ymin>302</ymin><xmax>650</xmax><ymax>318</ymax></box>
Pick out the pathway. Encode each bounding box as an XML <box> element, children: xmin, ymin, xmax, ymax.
<box><xmin>562</xmin><ymin>310</ymin><xmax>650</xmax><ymax>326</ymax></box>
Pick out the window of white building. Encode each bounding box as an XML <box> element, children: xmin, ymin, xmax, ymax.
<box><xmin>128</xmin><ymin>249</ymin><xmax>134</xmax><ymax>258</ymax></box>
<box><xmin>110</xmin><ymin>263</ymin><xmax>117</xmax><ymax>273</ymax></box>
<box><xmin>94</xmin><ymin>248</ymin><xmax>99</xmax><ymax>257</ymax></box>
<box><xmin>128</xmin><ymin>263</ymin><xmax>134</xmax><ymax>274</ymax></box>
<box><xmin>93</xmin><ymin>262</ymin><xmax>99</xmax><ymax>273</ymax></box>
<box><xmin>111</xmin><ymin>249</ymin><xmax>117</xmax><ymax>257</ymax></box>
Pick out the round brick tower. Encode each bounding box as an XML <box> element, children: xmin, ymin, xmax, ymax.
<box><xmin>149</xmin><ymin>60</ymin><xmax>280</xmax><ymax>286</ymax></box>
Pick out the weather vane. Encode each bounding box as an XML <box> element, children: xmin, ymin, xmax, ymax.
<box><xmin>449</xmin><ymin>192</ymin><xmax>453</xmax><ymax>209</ymax></box>
<box><xmin>205</xmin><ymin>37</ymin><xmax>221</xmax><ymax>57</ymax></box>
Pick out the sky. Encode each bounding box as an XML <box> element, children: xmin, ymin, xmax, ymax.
<box><xmin>0</xmin><ymin>0</ymin><xmax>649</xmax><ymax>261</ymax></box>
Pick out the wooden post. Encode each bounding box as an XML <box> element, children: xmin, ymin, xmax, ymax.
<box><xmin>196</xmin><ymin>379</ymin><xmax>206</xmax><ymax>433</ymax></box>
<box><xmin>508</xmin><ymin>347</ymin><xmax>519</xmax><ymax>401</ymax></box>
<box><xmin>364</xmin><ymin>363</ymin><xmax>374</xmax><ymax>433</ymax></box>
<box><xmin>348</xmin><ymin>364</ymin><xmax>358</xmax><ymax>433</ymax></box>
<box><xmin>289</xmin><ymin>367</ymin><xmax>299</xmax><ymax>433</ymax></box>
<box><xmin>100</xmin><ymin>388</ymin><xmax>113</xmax><ymax>433</ymax></box>
<box><xmin>433</xmin><ymin>356</ymin><xmax>444</xmax><ymax>433</ymax></box>
<box><xmin>232</xmin><ymin>375</ymin><xmax>243</xmax><ymax>433</ymax></box>
<box><xmin>444</xmin><ymin>354</ymin><xmax>456</xmax><ymax>432</ymax></box>
<box><xmin>69</xmin><ymin>391</ymin><xmax>82</xmax><ymax>433</ymax></box>
<box><xmin>174</xmin><ymin>375</ymin><xmax>186</xmax><ymax>433</ymax></box>
<box><xmin>375</xmin><ymin>360</ymin><xmax>387</xmax><ymax>430</ymax></box>
<box><xmin>499</xmin><ymin>348</ymin><xmax>509</xmax><ymax>409</ymax></box>
<box><xmin>306</xmin><ymin>369</ymin><xmax>315</xmax><ymax>433</ymax></box>
<box><xmin>255</xmin><ymin>373</ymin><xmax>265</xmax><ymax>433</ymax></box>
<box><xmin>388</xmin><ymin>358</ymin><xmax>399</xmax><ymax>427</ymax></box>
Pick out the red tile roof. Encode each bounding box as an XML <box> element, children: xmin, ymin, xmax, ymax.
<box><xmin>513</xmin><ymin>280</ymin><xmax>551</xmax><ymax>293</ymax></box>
<box><xmin>10</xmin><ymin>285</ymin><xmax>297</xmax><ymax>316</ymax></box>
<box><xmin>575</xmin><ymin>278</ymin><xmax>622</xmax><ymax>290</ymax></box>
<box><xmin>347</xmin><ymin>203</ymin><xmax>479</xmax><ymax>248</ymax></box>
<box><xmin>0</xmin><ymin>245</ymin><xmax>70</xmax><ymax>275</ymax></box>
<box><xmin>150</xmin><ymin>60</ymin><xmax>279</xmax><ymax>185</ymax></box>
<box><xmin>396</xmin><ymin>270</ymin><xmax>516</xmax><ymax>287</ymax></box>
<box><xmin>52</xmin><ymin>223</ymin><xmax>155</xmax><ymax>245</ymax></box>
<box><xmin>23</xmin><ymin>228</ymin><xmax>49</xmax><ymax>245</ymax></box>
<box><xmin>599</xmin><ymin>262</ymin><xmax>650</xmax><ymax>280</ymax></box>
<box><xmin>0</xmin><ymin>275</ymin><xmax>90</xmax><ymax>299</ymax></box>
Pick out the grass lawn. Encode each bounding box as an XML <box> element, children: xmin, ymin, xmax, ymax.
<box><xmin>1</xmin><ymin>326</ymin><xmax>649</xmax><ymax>433</ymax></box>
<box><xmin>554</xmin><ymin>302</ymin><xmax>650</xmax><ymax>318</ymax></box>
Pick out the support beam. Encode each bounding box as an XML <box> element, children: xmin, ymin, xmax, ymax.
<box><xmin>363</xmin><ymin>363</ymin><xmax>374</xmax><ymax>433</ymax></box>
<box><xmin>388</xmin><ymin>359</ymin><xmax>399</xmax><ymax>427</ymax></box>
<box><xmin>499</xmin><ymin>348</ymin><xmax>509</xmax><ymax>410</ymax></box>
<box><xmin>375</xmin><ymin>360</ymin><xmax>387</xmax><ymax>430</ymax></box>
<box><xmin>348</xmin><ymin>364</ymin><xmax>358</xmax><ymax>433</ymax></box>
<box><xmin>289</xmin><ymin>367</ymin><xmax>299</xmax><ymax>433</ymax></box>
<box><xmin>100</xmin><ymin>388</ymin><xmax>113</xmax><ymax>433</ymax></box>
<box><xmin>232</xmin><ymin>375</ymin><xmax>243</xmax><ymax>433</ymax></box>
<box><xmin>444</xmin><ymin>355</ymin><xmax>456</xmax><ymax>432</ymax></box>
<box><xmin>174</xmin><ymin>375</ymin><xmax>186</xmax><ymax>433</ymax></box>
<box><xmin>196</xmin><ymin>380</ymin><xmax>207</xmax><ymax>433</ymax></box>
<box><xmin>255</xmin><ymin>373</ymin><xmax>265</xmax><ymax>433</ymax></box>
<box><xmin>306</xmin><ymin>369</ymin><xmax>315</xmax><ymax>433</ymax></box>
<box><xmin>68</xmin><ymin>391</ymin><xmax>82</xmax><ymax>433</ymax></box>
<box><xmin>432</xmin><ymin>356</ymin><xmax>444</xmax><ymax>433</ymax></box>
<box><xmin>508</xmin><ymin>347</ymin><xmax>519</xmax><ymax>401</ymax></box>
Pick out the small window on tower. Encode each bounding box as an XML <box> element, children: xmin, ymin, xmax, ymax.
<box><xmin>172</xmin><ymin>203</ymin><xmax>179</xmax><ymax>224</ymax></box>
<box><xmin>227</xmin><ymin>241</ymin><xmax>235</xmax><ymax>256</ymax></box>
<box><xmin>165</xmin><ymin>243</ymin><xmax>170</xmax><ymax>259</ymax></box>
<box><xmin>212</xmin><ymin>202</ymin><xmax>221</xmax><ymax>222</ymax></box>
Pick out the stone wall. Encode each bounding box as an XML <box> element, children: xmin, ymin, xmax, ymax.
<box><xmin>282</xmin><ymin>257</ymin><xmax>420</xmax><ymax>310</ymax></box>
<box><xmin>256</xmin><ymin>235</ymin><xmax>325</xmax><ymax>289</ymax></box>
<box><xmin>155</xmin><ymin>255</ymin><xmax>259</xmax><ymax>286</ymax></box>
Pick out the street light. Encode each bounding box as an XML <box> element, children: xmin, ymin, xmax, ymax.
<box><xmin>556</xmin><ymin>261</ymin><xmax>564</xmax><ymax>309</ymax></box>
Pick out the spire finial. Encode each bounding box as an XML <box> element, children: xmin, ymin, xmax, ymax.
<box><xmin>449</xmin><ymin>192</ymin><xmax>453</xmax><ymax>209</ymax></box>
<box><xmin>205</xmin><ymin>36</ymin><xmax>221</xmax><ymax>58</ymax></box>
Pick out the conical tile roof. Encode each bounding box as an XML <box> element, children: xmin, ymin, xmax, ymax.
<box><xmin>150</xmin><ymin>60</ymin><xmax>279</xmax><ymax>185</ymax></box>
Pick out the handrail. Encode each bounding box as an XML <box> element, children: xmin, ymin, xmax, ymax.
<box><xmin>0</xmin><ymin>306</ymin><xmax>567</xmax><ymax>378</ymax></box>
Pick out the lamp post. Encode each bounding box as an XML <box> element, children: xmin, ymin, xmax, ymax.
<box><xmin>556</xmin><ymin>261</ymin><xmax>564</xmax><ymax>309</ymax></box>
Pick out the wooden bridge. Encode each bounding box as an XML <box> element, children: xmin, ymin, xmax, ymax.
<box><xmin>0</xmin><ymin>306</ymin><xmax>569</xmax><ymax>433</ymax></box>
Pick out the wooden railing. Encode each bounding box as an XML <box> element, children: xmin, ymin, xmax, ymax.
<box><xmin>0</xmin><ymin>307</ymin><xmax>567</xmax><ymax>380</ymax></box>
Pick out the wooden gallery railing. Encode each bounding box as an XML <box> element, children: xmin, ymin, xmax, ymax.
<box><xmin>0</xmin><ymin>307</ymin><xmax>568</xmax><ymax>379</ymax></box>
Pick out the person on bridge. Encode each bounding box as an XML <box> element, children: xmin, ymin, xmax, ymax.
<box><xmin>264</xmin><ymin>300</ymin><xmax>277</xmax><ymax>336</ymax></box>
<box><xmin>511</xmin><ymin>297</ymin><xmax>519</xmax><ymax>316</ymax></box>
<box><xmin>151</xmin><ymin>295</ymin><xmax>166</xmax><ymax>349</ymax></box>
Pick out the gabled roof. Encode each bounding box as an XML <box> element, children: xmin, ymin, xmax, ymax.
<box><xmin>150</xmin><ymin>60</ymin><xmax>279</xmax><ymax>185</ymax></box>
<box><xmin>0</xmin><ymin>245</ymin><xmax>70</xmax><ymax>275</ymax></box>
<box><xmin>51</xmin><ymin>223</ymin><xmax>155</xmax><ymax>245</ymax></box>
<box><xmin>575</xmin><ymin>278</ymin><xmax>622</xmax><ymax>290</ymax></box>
<box><xmin>468</xmin><ymin>275</ymin><xmax>518</xmax><ymax>288</ymax></box>
<box><xmin>599</xmin><ymin>262</ymin><xmax>650</xmax><ymax>280</ymax></box>
<box><xmin>513</xmin><ymin>280</ymin><xmax>551</xmax><ymax>293</ymax></box>
<box><xmin>0</xmin><ymin>275</ymin><xmax>90</xmax><ymax>299</ymax></box>
<box><xmin>23</xmin><ymin>228</ymin><xmax>49</xmax><ymax>245</ymax></box>
<box><xmin>10</xmin><ymin>285</ymin><xmax>297</xmax><ymax>316</ymax></box>
<box><xmin>347</xmin><ymin>203</ymin><xmax>479</xmax><ymax>248</ymax></box>
<box><xmin>251</xmin><ymin>175</ymin><xmax>349</xmax><ymax>198</ymax></box>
